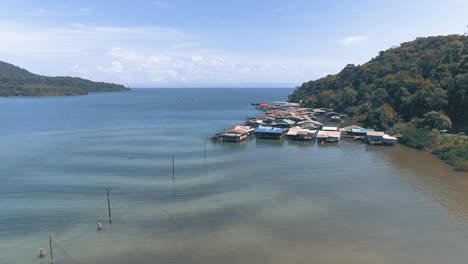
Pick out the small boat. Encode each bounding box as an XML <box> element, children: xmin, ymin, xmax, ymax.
<box><xmin>383</xmin><ymin>135</ymin><xmax>398</xmax><ymax>145</ymax></box>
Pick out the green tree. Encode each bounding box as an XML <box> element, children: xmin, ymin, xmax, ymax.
<box><xmin>317</xmin><ymin>90</ymin><xmax>338</xmax><ymax>108</ymax></box>
<box><xmin>413</xmin><ymin>111</ymin><xmax>452</xmax><ymax>130</ymax></box>
<box><xmin>400</xmin><ymin>126</ymin><xmax>436</xmax><ymax>149</ymax></box>
<box><xmin>337</xmin><ymin>86</ymin><xmax>357</xmax><ymax>111</ymax></box>
<box><xmin>363</xmin><ymin>104</ymin><xmax>398</xmax><ymax>130</ymax></box>
<box><xmin>411</xmin><ymin>86</ymin><xmax>448</xmax><ymax>117</ymax></box>
<box><xmin>290</xmin><ymin>34</ymin><xmax>468</xmax><ymax>132</ymax></box>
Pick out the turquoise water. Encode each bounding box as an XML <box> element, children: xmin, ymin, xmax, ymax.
<box><xmin>1</xmin><ymin>88</ymin><xmax>468</xmax><ymax>264</ymax></box>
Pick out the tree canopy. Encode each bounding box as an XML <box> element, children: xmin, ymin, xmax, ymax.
<box><xmin>0</xmin><ymin>61</ymin><xmax>129</xmax><ymax>97</ymax></box>
<box><xmin>289</xmin><ymin>35</ymin><xmax>468</xmax><ymax>132</ymax></box>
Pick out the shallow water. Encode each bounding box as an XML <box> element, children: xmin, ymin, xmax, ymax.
<box><xmin>0</xmin><ymin>88</ymin><xmax>467</xmax><ymax>264</ymax></box>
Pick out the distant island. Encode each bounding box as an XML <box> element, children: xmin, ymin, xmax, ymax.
<box><xmin>289</xmin><ymin>34</ymin><xmax>467</xmax><ymax>170</ymax></box>
<box><xmin>0</xmin><ymin>61</ymin><xmax>129</xmax><ymax>97</ymax></box>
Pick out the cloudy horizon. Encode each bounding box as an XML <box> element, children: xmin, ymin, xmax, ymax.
<box><xmin>0</xmin><ymin>0</ymin><xmax>467</xmax><ymax>87</ymax></box>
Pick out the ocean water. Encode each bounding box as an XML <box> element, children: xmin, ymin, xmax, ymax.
<box><xmin>0</xmin><ymin>88</ymin><xmax>468</xmax><ymax>264</ymax></box>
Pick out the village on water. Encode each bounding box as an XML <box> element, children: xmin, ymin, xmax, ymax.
<box><xmin>212</xmin><ymin>102</ymin><xmax>398</xmax><ymax>145</ymax></box>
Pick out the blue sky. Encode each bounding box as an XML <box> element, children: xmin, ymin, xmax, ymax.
<box><xmin>0</xmin><ymin>0</ymin><xmax>466</xmax><ymax>87</ymax></box>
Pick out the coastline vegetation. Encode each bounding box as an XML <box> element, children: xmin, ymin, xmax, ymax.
<box><xmin>0</xmin><ymin>60</ymin><xmax>129</xmax><ymax>97</ymax></box>
<box><xmin>289</xmin><ymin>35</ymin><xmax>468</xmax><ymax>170</ymax></box>
<box><xmin>388</xmin><ymin>124</ymin><xmax>468</xmax><ymax>171</ymax></box>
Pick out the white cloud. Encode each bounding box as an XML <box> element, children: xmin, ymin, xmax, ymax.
<box><xmin>98</xmin><ymin>61</ymin><xmax>124</xmax><ymax>73</ymax></box>
<box><xmin>191</xmin><ymin>56</ymin><xmax>204</xmax><ymax>62</ymax></box>
<box><xmin>0</xmin><ymin>21</ymin><xmax>343</xmax><ymax>87</ymax></box>
<box><xmin>27</xmin><ymin>7</ymin><xmax>95</xmax><ymax>17</ymax></box>
<box><xmin>341</xmin><ymin>35</ymin><xmax>369</xmax><ymax>46</ymax></box>
<box><xmin>70</xmin><ymin>64</ymin><xmax>90</xmax><ymax>75</ymax></box>
<box><xmin>29</xmin><ymin>8</ymin><xmax>57</xmax><ymax>16</ymax></box>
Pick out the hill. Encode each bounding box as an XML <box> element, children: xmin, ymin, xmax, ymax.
<box><xmin>0</xmin><ymin>61</ymin><xmax>129</xmax><ymax>97</ymax></box>
<box><xmin>289</xmin><ymin>34</ymin><xmax>468</xmax><ymax>170</ymax></box>
<box><xmin>289</xmin><ymin>34</ymin><xmax>468</xmax><ymax>132</ymax></box>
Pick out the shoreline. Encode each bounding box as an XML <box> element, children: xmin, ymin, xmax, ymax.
<box><xmin>215</xmin><ymin>101</ymin><xmax>467</xmax><ymax>171</ymax></box>
<box><xmin>0</xmin><ymin>89</ymin><xmax>130</xmax><ymax>98</ymax></box>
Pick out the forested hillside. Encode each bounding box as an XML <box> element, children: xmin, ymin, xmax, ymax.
<box><xmin>289</xmin><ymin>35</ymin><xmax>468</xmax><ymax>170</ymax></box>
<box><xmin>289</xmin><ymin>35</ymin><xmax>468</xmax><ymax>132</ymax></box>
<box><xmin>0</xmin><ymin>61</ymin><xmax>129</xmax><ymax>96</ymax></box>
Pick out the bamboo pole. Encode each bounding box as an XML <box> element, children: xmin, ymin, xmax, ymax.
<box><xmin>204</xmin><ymin>139</ymin><xmax>206</xmax><ymax>159</ymax></box>
<box><xmin>172</xmin><ymin>155</ymin><xmax>175</xmax><ymax>180</ymax></box>
<box><xmin>107</xmin><ymin>188</ymin><xmax>112</xmax><ymax>223</ymax></box>
<box><xmin>49</xmin><ymin>234</ymin><xmax>54</xmax><ymax>264</ymax></box>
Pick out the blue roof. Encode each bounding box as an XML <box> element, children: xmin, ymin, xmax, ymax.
<box><xmin>255</xmin><ymin>126</ymin><xmax>284</xmax><ymax>134</ymax></box>
<box><xmin>351</xmin><ymin>128</ymin><xmax>375</xmax><ymax>133</ymax></box>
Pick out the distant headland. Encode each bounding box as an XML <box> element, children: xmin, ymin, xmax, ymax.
<box><xmin>0</xmin><ymin>60</ymin><xmax>129</xmax><ymax>97</ymax></box>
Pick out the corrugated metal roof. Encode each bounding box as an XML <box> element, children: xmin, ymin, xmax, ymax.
<box><xmin>230</xmin><ymin>125</ymin><xmax>254</xmax><ymax>131</ymax></box>
<box><xmin>339</xmin><ymin>125</ymin><xmax>364</xmax><ymax>131</ymax></box>
<box><xmin>287</xmin><ymin>127</ymin><xmax>311</xmax><ymax>136</ymax></box>
<box><xmin>351</xmin><ymin>128</ymin><xmax>375</xmax><ymax>133</ymax></box>
<box><xmin>322</xmin><ymin>126</ymin><xmax>338</xmax><ymax>131</ymax></box>
<box><xmin>317</xmin><ymin>131</ymin><xmax>341</xmax><ymax>138</ymax></box>
<box><xmin>279</xmin><ymin>119</ymin><xmax>295</xmax><ymax>124</ymax></box>
<box><xmin>255</xmin><ymin>126</ymin><xmax>284</xmax><ymax>134</ymax></box>
<box><xmin>287</xmin><ymin>127</ymin><xmax>300</xmax><ymax>135</ymax></box>
<box><xmin>367</xmin><ymin>131</ymin><xmax>385</xmax><ymax>136</ymax></box>
<box><xmin>313</xmin><ymin>109</ymin><xmax>327</xmax><ymax>113</ymax></box>
<box><xmin>297</xmin><ymin>120</ymin><xmax>322</xmax><ymax>125</ymax></box>
<box><xmin>229</xmin><ymin>128</ymin><xmax>249</xmax><ymax>134</ymax></box>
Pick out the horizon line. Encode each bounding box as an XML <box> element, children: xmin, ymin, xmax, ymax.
<box><xmin>128</xmin><ymin>86</ymin><xmax>297</xmax><ymax>89</ymax></box>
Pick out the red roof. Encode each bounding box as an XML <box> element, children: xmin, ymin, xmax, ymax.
<box><xmin>259</xmin><ymin>103</ymin><xmax>269</xmax><ymax>107</ymax></box>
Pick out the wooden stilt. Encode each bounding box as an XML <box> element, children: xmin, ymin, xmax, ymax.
<box><xmin>204</xmin><ymin>139</ymin><xmax>206</xmax><ymax>159</ymax></box>
<box><xmin>106</xmin><ymin>188</ymin><xmax>112</xmax><ymax>223</ymax></box>
<box><xmin>49</xmin><ymin>234</ymin><xmax>54</xmax><ymax>264</ymax></box>
<box><xmin>172</xmin><ymin>155</ymin><xmax>175</xmax><ymax>180</ymax></box>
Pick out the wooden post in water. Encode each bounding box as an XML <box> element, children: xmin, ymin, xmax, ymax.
<box><xmin>204</xmin><ymin>139</ymin><xmax>206</xmax><ymax>159</ymax></box>
<box><xmin>49</xmin><ymin>234</ymin><xmax>54</xmax><ymax>264</ymax></box>
<box><xmin>106</xmin><ymin>188</ymin><xmax>112</xmax><ymax>223</ymax></box>
<box><xmin>172</xmin><ymin>155</ymin><xmax>175</xmax><ymax>180</ymax></box>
